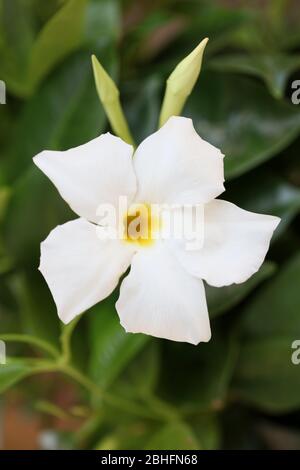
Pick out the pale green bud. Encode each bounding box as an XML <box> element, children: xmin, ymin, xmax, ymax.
<box><xmin>159</xmin><ymin>38</ymin><xmax>209</xmax><ymax>127</ymax></box>
<box><xmin>92</xmin><ymin>55</ymin><xmax>135</xmax><ymax>146</ymax></box>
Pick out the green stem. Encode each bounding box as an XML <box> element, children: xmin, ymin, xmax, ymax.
<box><xmin>59</xmin><ymin>315</ymin><xmax>82</xmax><ymax>364</ymax></box>
<box><xmin>0</xmin><ymin>334</ymin><xmax>59</xmax><ymax>359</ymax></box>
<box><xmin>59</xmin><ymin>363</ymin><xmax>159</xmax><ymax>421</ymax></box>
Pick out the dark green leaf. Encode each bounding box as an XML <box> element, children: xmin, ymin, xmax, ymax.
<box><xmin>161</xmin><ymin>329</ymin><xmax>239</xmax><ymax>412</ymax></box>
<box><xmin>88</xmin><ymin>294</ymin><xmax>148</xmax><ymax>389</ymax></box>
<box><xmin>207</xmin><ymin>262</ymin><xmax>277</xmax><ymax>318</ymax></box>
<box><xmin>209</xmin><ymin>54</ymin><xmax>300</xmax><ymax>99</ymax></box>
<box><xmin>234</xmin><ymin>253</ymin><xmax>300</xmax><ymax>412</ymax></box>
<box><xmin>186</xmin><ymin>72</ymin><xmax>300</xmax><ymax>179</ymax></box>
<box><xmin>5</xmin><ymin>53</ymin><xmax>106</xmax><ymax>182</ymax></box>
<box><xmin>8</xmin><ymin>270</ymin><xmax>60</xmax><ymax>347</ymax></box>
<box><xmin>226</xmin><ymin>172</ymin><xmax>300</xmax><ymax>237</ymax></box>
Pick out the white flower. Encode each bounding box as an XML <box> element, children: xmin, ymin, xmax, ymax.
<box><xmin>33</xmin><ymin>116</ymin><xmax>280</xmax><ymax>345</ymax></box>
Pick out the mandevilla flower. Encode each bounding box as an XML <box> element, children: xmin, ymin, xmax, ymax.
<box><xmin>34</xmin><ymin>116</ymin><xmax>280</xmax><ymax>345</ymax></box>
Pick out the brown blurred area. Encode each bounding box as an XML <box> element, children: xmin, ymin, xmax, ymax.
<box><xmin>1</xmin><ymin>377</ymin><xmax>84</xmax><ymax>450</ymax></box>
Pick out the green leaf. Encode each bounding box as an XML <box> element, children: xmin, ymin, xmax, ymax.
<box><xmin>7</xmin><ymin>271</ymin><xmax>60</xmax><ymax>347</ymax></box>
<box><xmin>4</xmin><ymin>167</ymin><xmax>72</xmax><ymax>266</ymax></box>
<box><xmin>234</xmin><ymin>253</ymin><xmax>300</xmax><ymax>412</ymax></box>
<box><xmin>145</xmin><ymin>421</ymin><xmax>199</xmax><ymax>450</ymax></box>
<box><xmin>206</xmin><ymin>262</ymin><xmax>277</xmax><ymax>318</ymax></box>
<box><xmin>209</xmin><ymin>53</ymin><xmax>300</xmax><ymax>100</ymax></box>
<box><xmin>193</xmin><ymin>414</ymin><xmax>221</xmax><ymax>450</ymax></box>
<box><xmin>5</xmin><ymin>53</ymin><xmax>106</xmax><ymax>182</ymax></box>
<box><xmin>186</xmin><ymin>71</ymin><xmax>300</xmax><ymax>179</ymax></box>
<box><xmin>27</xmin><ymin>0</ymin><xmax>88</xmax><ymax>92</ymax></box>
<box><xmin>123</xmin><ymin>75</ymin><xmax>163</xmax><ymax>144</ymax></box>
<box><xmin>0</xmin><ymin>0</ymin><xmax>35</xmax><ymax>96</ymax></box>
<box><xmin>226</xmin><ymin>172</ymin><xmax>300</xmax><ymax>238</ymax></box>
<box><xmin>88</xmin><ymin>294</ymin><xmax>149</xmax><ymax>389</ymax></box>
<box><xmin>113</xmin><ymin>341</ymin><xmax>160</xmax><ymax>400</ymax></box>
<box><xmin>161</xmin><ymin>329</ymin><xmax>239</xmax><ymax>413</ymax></box>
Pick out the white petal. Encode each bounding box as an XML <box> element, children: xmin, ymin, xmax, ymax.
<box><xmin>39</xmin><ymin>218</ymin><xmax>135</xmax><ymax>324</ymax></box>
<box><xmin>133</xmin><ymin>116</ymin><xmax>224</xmax><ymax>205</ymax></box>
<box><xmin>171</xmin><ymin>200</ymin><xmax>280</xmax><ymax>287</ymax></box>
<box><xmin>33</xmin><ymin>133</ymin><xmax>136</xmax><ymax>224</ymax></box>
<box><xmin>116</xmin><ymin>243</ymin><xmax>211</xmax><ymax>345</ymax></box>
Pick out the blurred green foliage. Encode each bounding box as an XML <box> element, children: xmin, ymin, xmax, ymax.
<box><xmin>0</xmin><ymin>0</ymin><xmax>300</xmax><ymax>450</ymax></box>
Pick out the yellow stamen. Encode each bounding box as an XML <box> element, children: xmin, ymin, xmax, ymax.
<box><xmin>123</xmin><ymin>204</ymin><xmax>160</xmax><ymax>247</ymax></box>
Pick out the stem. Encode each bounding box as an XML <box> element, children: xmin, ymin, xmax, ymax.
<box><xmin>0</xmin><ymin>334</ymin><xmax>59</xmax><ymax>359</ymax></box>
<box><xmin>58</xmin><ymin>363</ymin><xmax>168</xmax><ymax>421</ymax></box>
<box><xmin>59</xmin><ymin>315</ymin><xmax>82</xmax><ymax>364</ymax></box>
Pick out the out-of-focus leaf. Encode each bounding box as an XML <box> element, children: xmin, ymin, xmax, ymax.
<box><xmin>85</xmin><ymin>0</ymin><xmax>120</xmax><ymax>49</ymax></box>
<box><xmin>234</xmin><ymin>253</ymin><xmax>300</xmax><ymax>413</ymax></box>
<box><xmin>160</xmin><ymin>329</ymin><xmax>239</xmax><ymax>412</ymax></box>
<box><xmin>113</xmin><ymin>341</ymin><xmax>160</xmax><ymax>401</ymax></box>
<box><xmin>123</xmin><ymin>75</ymin><xmax>162</xmax><ymax>143</ymax></box>
<box><xmin>226</xmin><ymin>172</ymin><xmax>300</xmax><ymax>237</ymax></box>
<box><xmin>4</xmin><ymin>167</ymin><xmax>72</xmax><ymax>266</ymax></box>
<box><xmin>88</xmin><ymin>294</ymin><xmax>148</xmax><ymax>389</ymax></box>
<box><xmin>145</xmin><ymin>421</ymin><xmax>199</xmax><ymax>450</ymax></box>
<box><xmin>95</xmin><ymin>421</ymin><xmax>155</xmax><ymax>450</ymax></box>
<box><xmin>167</xmin><ymin>3</ymin><xmax>251</xmax><ymax>57</ymax></box>
<box><xmin>207</xmin><ymin>262</ymin><xmax>277</xmax><ymax>318</ymax></box>
<box><xmin>0</xmin><ymin>0</ymin><xmax>34</xmax><ymax>96</ymax></box>
<box><xmin>5</xmin><ymin>53</ymin><xmax>106</xmax><ymax>182</ymax></box>
<box><xmin>0</xmin><ymin>186</ymin><xmax>10</xmax><ymax>221</ymax></box>
<box><xmin>127</xmin><ymin>342</ymin><xmax>159</xmax><ymax>395</ymax></box>
<box><xmin>186</xmin><ymin>71</ymin><xmax>300</xmax><ymax>179</ymax></box>
<box><xmin>193</xmin><ymin>414</ymin><xmax>221</xmax><ymax>450</ymax></box>
<box><xmin>209</xmin><ymin>54</ymin><xmax>300</xmax><ymax>99</ymax></box>
<box><xmin>27</xmin><ymin>0</ymin><xmax>87</xmax><ymax>92</ymax></box>
<box><xmin>8</xmin><ymin>270</ymin><xmax>60</xmax><ymax>347</ymax></box>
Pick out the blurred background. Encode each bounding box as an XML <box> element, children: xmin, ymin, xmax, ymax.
<box><xmin>1</xmin><ymin>0</ymin><xmax>300</xmax><ymax>450</ymax></box>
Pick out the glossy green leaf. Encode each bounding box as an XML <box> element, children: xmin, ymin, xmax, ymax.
<box><xmin>209</xmin><ymin>54</ymin><xmax>300</xmax><ymax>99</ymax></box>
<box><xmin>27</xmin><ymin>0</ymin><xmax>88</xmax><ymax>92</ymax></box>
<box><xmin>5</xmin><ymin>53</ymin><xmax>106</xmax><ymax>182</ymax></box>
<box><xmin>234</xmin><ymin>253</ymin><xmax>300</xmax><ymax>412</ymax></box>
<box><xmin>226</xmin><ymin>172</ymin><xmax>300</xmax><ymax>237</ymax></box>
<box><xmin>186</xmin><ymin>71</ymin><xmax>300</xmax><ymax>179</ymax></box>
<box><xmin>88</xmin><ymin>294</ymin><xmax>149</xmax><ymax>389</ymax></box>
<box><xmin>207</xmin><ymin>262</ymin><xmax>277</xmax><ymax>318</ymax></box>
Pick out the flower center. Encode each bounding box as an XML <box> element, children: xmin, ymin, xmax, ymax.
<box><xmin>124</xmin><ymin>203</ymin><xmax>160</xmax><ymax>247</ymax></box>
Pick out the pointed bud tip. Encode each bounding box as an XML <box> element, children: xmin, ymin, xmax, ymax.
<box><xmin>184</xmin><ymin>37</ymin><xmax>209</xmax><ymax>65</ymax></box>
